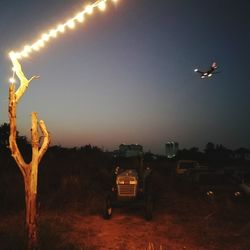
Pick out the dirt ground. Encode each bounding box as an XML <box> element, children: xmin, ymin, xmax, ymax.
<box><xmin>1</xmin><ymin>169</ymin><xmax>250</xmax><ymax>250</ymax></box>
<box><xmin>53</xmin><ymin>188</ymin><xmax>250</xmax><ymax>250</ymax></box>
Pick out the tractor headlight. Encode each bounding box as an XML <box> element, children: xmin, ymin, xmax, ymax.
<box><xmin>129</xmin><ymin>180</ymin><xmax>137</xmax><ymax>185</ymax></box>
<box><xmin>117</xmin><ymin>180</ymin><xmax>125</xmax><ymax>185</ymax></box>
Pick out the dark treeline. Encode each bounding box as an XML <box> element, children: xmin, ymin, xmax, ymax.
<box><xmin>1</xmin><ymin>123</ymin><xmax>250</xmax><ymax>212</ymax></box>
<box><xmin>176</xmin><ymin>143</ymin><xmax>250</xmax><ymax>167</ymax></box>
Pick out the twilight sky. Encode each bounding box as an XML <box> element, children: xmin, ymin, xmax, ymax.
<box><xmin>0</xmin><ymin>0</ymin><xmax>250</xmax><ymax>154</ymax></box>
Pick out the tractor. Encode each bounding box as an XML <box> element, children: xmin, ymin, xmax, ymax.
<box><xmin>103</xmin><ymin>154</ymin><xmax>153</xmax><ymax>220</ymax></box>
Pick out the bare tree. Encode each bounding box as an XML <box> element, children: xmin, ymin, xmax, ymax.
<box><xmin>8</xmin><ymin>55</ymin><xmax>50</xmax><ymax>250</ymax></box>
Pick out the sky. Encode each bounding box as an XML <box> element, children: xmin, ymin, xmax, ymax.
<box><xmin>0</xmin><ymin>0</ymin><xmax>250</xmax><ymax>154</ymax></box>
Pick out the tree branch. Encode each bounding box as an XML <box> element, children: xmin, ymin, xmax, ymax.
<box><xmin>31</xmin><ymin>112</ymin><xmax>39</xmax><ymax>166</ymax></box>
<box><xmin>9</xmin><ymin>53</ymin><xmax>39</xmax><ymax>102</ymax></box>
<box><xmin>38</xmin><ymin>120</ymin><xmax>50</xmax><ymax>163</ymax></box>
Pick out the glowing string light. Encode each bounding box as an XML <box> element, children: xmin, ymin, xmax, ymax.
<box><xmin>49</xmin><ymin>29</ymin><xmax>57</xmax><ymax>38</ymax></box>
<box><xmin>76</xmin><ymin>13</ymin><xmax>85</xmax><ymax>23</ymax></box>
<box><xmin>9</xmin><ymin>0</ymin><xmax>118</xmax><ymax>61</ymax></box>
<box><xmin>42</xmin><ymin>33</ymin><xmax>50</xmax><ymax>42</ymax></box>
<box><xmin>85</xmin><ymin>5</ymin><xmax>94</xmax><ymax>14</ymax></box>
<box><xmin>66</xmin><ymin>20</ymin><xmax>76</xmax><ymax>29</ymax></box>
<box><xmin>8</xmin><ymin>0</ymin><xmax>119</xmax><ymax>83</ymax></box>
<box><xmin>57</xmin><ymin>24</ymin><xmax>66</xmax><ymax>33</ymax></box>
<box><xmin>24</xmin><ymin>46</ymin><xmax>32</xmax><ymax>53</ymax></box>
<box><xmin>98</xmin><ymin>1</ymin><xmax>107</xmax><ymax>11</ymax></box>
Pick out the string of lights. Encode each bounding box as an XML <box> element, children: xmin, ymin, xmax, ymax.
<box><xmin>9</xmin><ymin>0</ymin><xmax>119</xmax><ymax>83</ymax></box>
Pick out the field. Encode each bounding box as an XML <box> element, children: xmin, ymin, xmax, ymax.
<box><xmin>1</xmin><ymin>162</ymin><xmax>250</xmax><ymax>250</ymax></box>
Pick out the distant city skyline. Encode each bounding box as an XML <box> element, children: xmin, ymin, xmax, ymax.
<box><xmin>0</xmin><ymin>0</ymin><xmax>250</xmax><ymax>154</ymax></box>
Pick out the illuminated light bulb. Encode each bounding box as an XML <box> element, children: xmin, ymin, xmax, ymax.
<box><xmin>49</xmin><ymin>29</ymin><xmax>58</xmax><ymax>38</ymax></box>
<box><xmin>42</xmin><ymin>33</ymin><xmax>50</xmax><ymax>42</ymax></box>
<box><xmin>85</xmin><ymin>5</ymin><xmax>94</xmax><ymax>15</ymax></box>
<box><xmin>66</xmin><ymin>19</ymin><xmax>76</xmax><ymax>29</ymax></box>
<box><xmin>9</xmin><ymin>51</ymin><xmax>16</xmax><ymax>59</ymax></box>
<box><xmin>24</xmin><ymin>45</ymin><xmax>32</xmax><ymax>53</ymax></box>
<box><xmin>57</xmin><ymin>24</ymin><xmax>65</xmax><ymax>33</ymax></box>
<box><xmin>98</xmin><ymin>1</ymin><xmax>106</xmax><ymax>11</ymax></box>
<box><xmin>20</xmin><ymin>50</ymin><xmax>29</xmax><ymax>57</ymax></box>
<box><xmin>37</xmin><ymin>39</ymin><xmax>45</xmax><ymax>47</ymax></box>
<box><xmin>32</xmin><ymin>43</ymin><xmax>40</xmax><ymax>51</ymax></box>
<box><xmin>76</xmin><ymin>13</ymin><xmax>85</xmax><ymax>23</ymax></box>
<box><xmin>9</xmin><ymin>77</ymin><xmax>16</xmax><ymax>84</ymax></box>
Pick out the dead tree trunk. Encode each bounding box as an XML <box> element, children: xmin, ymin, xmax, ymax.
<box><xmin>8</xmin><ymin>55</ymin><xmax>50</xmax><ymax>250</ymax></box>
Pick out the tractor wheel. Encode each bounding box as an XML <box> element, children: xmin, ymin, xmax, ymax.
<box><xmin>145</xmin><ymin>195</ymin><xmax>153</xmax><ymax>221</ymax></box>
<box><xmin>103</xmin><ymin>195</ymin><xmax>112</xmax><ymax>220</ymax></box>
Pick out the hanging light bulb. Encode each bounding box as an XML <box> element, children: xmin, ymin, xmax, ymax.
<box><xmin>32</xmin><ymin>43</ymin><xmax>40</xmax><ymax>51</ymax></box>
<box><xmin>85</xmin><ymin>5</ymin><xmax>94</xmax><ymax>15</ymax></box>
<box><xmin>49</xmin><ymin>29</ymin><xmax>58</xmax><ymax>38</ymax></box>
<box><xmin>57</xmin><ymin>24</ymin><xmax>65</xmax><ymax>33</ymax></box>
<box><xmin>76</xmin><ymin>13</ymin><xmax>85</xmax><ymax>23</ymax></box>
<box><xmin>42</xmin><ymin>33</ymin><xmax>50</xmax><ymax>42</ymax></box>
<box><xmin>9</xmin><ymin>51</ymin><xmax>16</xmax><ymax>59</ymax></box>
<box><xmin>98</xmin><ymin>1</ymin><xmax>106</xmax><ymax>11</ymax></box>
<box><xmin>23</xmin><ymin>45</ymin><xmax>32</xmax><ymax>53</ymax></box>
<box><xmin>37</xmin><ymin>39</ymin><xmax>45</xmax><ymax>47</ymax></box>
<box><xmin>66</xmin><ymin>19</ymin><xmax>76</xmax><ymax>29</ymax></box>
<box><xmin>21</xmin><ymin>51</ymin><xmax>29</xmax><ymax>57</ymax></box>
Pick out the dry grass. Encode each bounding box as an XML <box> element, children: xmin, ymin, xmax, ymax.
<box><xmin>146</xmin><ymin>242</ymin><xmax>163</xmax><ymax>250</ymax></box>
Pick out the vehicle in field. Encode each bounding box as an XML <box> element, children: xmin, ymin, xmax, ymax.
<box><xmin>176</xmin><ymin>160</ymin><xmax>199</xmax><ymax>175</ymax></box>
<box><xmin>103</xmin><ymin>145</ymin><xmax>153</xmax><ymax>220</ymax></box>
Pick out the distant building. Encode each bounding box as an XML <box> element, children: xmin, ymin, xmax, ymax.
<box><xmin>165</xmin><ymin>142</ymin><xmax>179</xmax><ymax>158</ymax></box>
<box><xmin>119</xmin><ymin>144</ymin><xmax>143</xmax><ymax>157</ymax></box>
